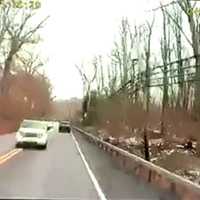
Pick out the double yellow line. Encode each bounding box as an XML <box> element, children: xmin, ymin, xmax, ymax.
<box><xmin>0</xmin><ymin>148</ymin><xmax>22</xmax><ymax>165</ymax></box>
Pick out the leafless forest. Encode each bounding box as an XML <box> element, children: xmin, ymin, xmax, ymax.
<box><xmin>76</xmin><ymin>1</ymin><xmax>200</xmax><ymax>183</ymax></box>
<box><xmin>0</xmin><ymin>4</ymin><xmax>53</xmax><ymax>133</ymax></box>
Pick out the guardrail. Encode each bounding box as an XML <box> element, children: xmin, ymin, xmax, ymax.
<box><xmin>73</xmin><ymin>126</ymin><xmax>200</xmax><ymax>200</ymax></box>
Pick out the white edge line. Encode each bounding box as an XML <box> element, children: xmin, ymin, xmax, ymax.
<box><xmin>71</xmin><ymin>132</ymin><xmax>107</xmax><ymax>200</ymax></box>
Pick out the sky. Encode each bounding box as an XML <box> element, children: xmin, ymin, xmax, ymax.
<box><xmin>36</xmin><ymin>0</ymin><xmax>172</xmax><ymax>100</ymax></box>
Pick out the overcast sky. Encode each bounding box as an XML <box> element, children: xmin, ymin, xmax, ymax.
<box><xmin>37</xmin><ymin>0</ymin><xmax>172</xmax><ymax>100</ymax></box>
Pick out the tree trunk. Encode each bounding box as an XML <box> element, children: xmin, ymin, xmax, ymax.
<box><xmin>182</xmin><ymin>1</ymin><xmax>200</xmax><ymax>119</ymax></box>
<box><xmin>193</xmin><ymin>55</ymin><xmax>200</xmax><ymax>120</ymax></box>
<box><xmin>176</xmin><ymin>59</ymin><xmax>184</xmax><ymax>108</ymax></box>
<box><xmin>143</xmin><ymin>127</ymin><xmax>150</xmax><ymax>161</ymax></box>
<box><xmin>161</xmin><ymin>6</ymin><xmax>169</xmax><ymax>134</ymax></box>
<box><xmin>1</xmin><ymin>53</ymin><xmax>13</xmax><ymax>95</ymax></box>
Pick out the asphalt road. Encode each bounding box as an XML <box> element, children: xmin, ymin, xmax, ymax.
<box><xmin>0</xmin><ymin>131</ymin><xmax>179</xmax><ymax>200</ymax></box>
<box><xmin>0</xmin><ymin>134</ymin><xmax>16</xmax><ymax>155</ymax></box>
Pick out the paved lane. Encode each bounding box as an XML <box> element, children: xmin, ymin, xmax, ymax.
<box><xmin>0</xmin><ymin>134</ymin><xmax>99</xmax><ymax>199</ymax></box>
<box><xmin>0</xmin><ymin>133</ymin><xmax>16</xmax><ymax>155</ymax></box>
<box><xmin>0</xmin><ymin>131</ymin><xmax>179</xmax><ymax>200</ymax></box>
<box><xmin>73</xmin><ymin>130</ymin><xmax>179</xmax><ymax>200</ymax></box>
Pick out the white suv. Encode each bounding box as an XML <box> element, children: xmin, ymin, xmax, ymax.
<box><xmin>15</xmin><ymin>119</ymin><xmax>48</xmax><ymax>149</ymax></box>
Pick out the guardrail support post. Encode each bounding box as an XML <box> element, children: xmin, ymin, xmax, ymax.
<box><xmin>143</xmin><ymin>127</ymin><xmax>150</xmax><ymax>161</ymax></box>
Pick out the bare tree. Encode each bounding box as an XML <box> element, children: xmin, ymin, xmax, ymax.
<box><xmin>111</xmin><ymin>42</ymin><xmax>123</xmax><ymax>86</ymax></box>
<box><xmin>177</xmin><ymin>0</ymin><xmax>200</xmax><ymax>119</ymax></box>
<box><xmin>93</xmin><ymin>56</ymin><xmax>105</xmax><ymax>96</ymax></box>
<box><xmin>121</xmin><ymin>18</ymin><xmax>129</xmax><ymax>84</ymax></box>
<box><xmin>0</xmin><ymin>6</ymin><xmax>49</xmax><ymax>95</ymax></box>
<box><xmin>161</xmin><ymin>0</ymin><xmax>200</xmax><ymax>118</ymax></box>
<box><xmin>98</xmin><ymin>56</ymin><xmax>104</xmax><ymax>94</ymax></box>
<box><xmin>106</xmin><ymin>54</ymin><xmax>118</xmax><ymax>97</ymax></box>
<box><xmin>0</xmin><ymin>6</ymin><xmax>8</xmax><ymax>47</ymax></box>
<box><xmin>93</xmin><ymin>57</ymin><xmax>101</xmax><ymax>96</ymax></box>
<box><xmin>14</xmin><ymin>51</ymin><xmax>45</xmax><ymax>75</ymax></box>
<box><xmin>169</xmin><ymin>5</ymin><xmax>184</xmax><ymax>108</ymax></box>
<box><xmin>141</xmin><ymin>17</ymin><xmax>155</xmax><ymax>161</ymax></box>
<box><xmin>143</xmin><ymin>17</ymin><xmax>155</xmax><ymax>112</ymax></box>
<box><xmin>112</xmin><ymin>18</ymin><xmax>135</xmax><ymax>88</ymax></box>
<box><xmin>160</xmin><ymin>4</ymin><xmax>171</xmax><ymax>133</ymax></box>
<box><xmin>75</xmin><ymin>63</ymin><xmax>97</xmax><ymax>119</ymax></box>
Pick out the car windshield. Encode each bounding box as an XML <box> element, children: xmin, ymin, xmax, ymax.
<box><xmin>21</xmin><ymin>120</ymin><xmax>46</xmax><ymax>130</ymax></box>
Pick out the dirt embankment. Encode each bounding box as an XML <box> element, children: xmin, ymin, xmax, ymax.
<box><xmin>81</xmin><ymin>125</ymin><xmax>200</xmax><ymax>185</ymax></box>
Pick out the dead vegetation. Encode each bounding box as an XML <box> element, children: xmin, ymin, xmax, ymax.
<box><xmin>77</xmin><ymin>56</ymin><xmax>200</xmax><ymax>182</ymax></box>
<box><xmin>74</xmin><ymin>1</ymin><xmax>200</xmax><ymax>185</ymax></box>
<box><xmin>0</xmin><ymin>4</ymin><xmax>52</xmax><ymax>133</ymax></box>
<box><xmin>0</xmin><ymin>71</ymin><xmax>53</xmax><ymax>133</ymax></box>
<box><xmin>78</xmin><ymin>95</ymin><xmax>200</xmax><ymax>184</ymax></box>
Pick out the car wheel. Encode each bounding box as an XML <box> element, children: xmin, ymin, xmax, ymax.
<box><xmin>15</xmin><ymin>143</ymin><xmax>22</xmax><ymax>148</ymax></box>
<box><xmin>67</xmin><ymin>127</ymin><xmax>71</xmax><ymax>133</ymax></box>
<box><xmin>40</xmin><ymin>143</ymin><xmax>47</xmax><ymax>150</ymax></box>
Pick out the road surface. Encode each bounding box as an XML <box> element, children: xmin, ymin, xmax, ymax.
<box><xmin>0</xmin><ymin>131</ymin><xmax>178</xmax><ymax>199</ymax></box>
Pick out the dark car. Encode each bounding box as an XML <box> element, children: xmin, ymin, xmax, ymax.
<box><xmin>59</xmin><ymin>121</ymin><xmax>71</xmax><ymax>133</ymax></box>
